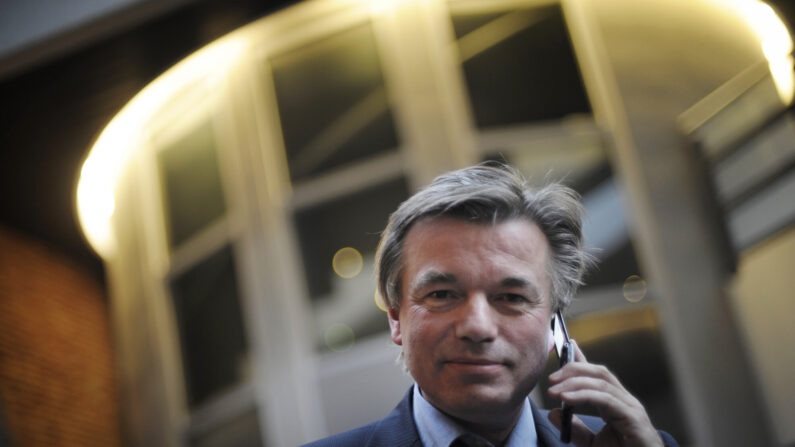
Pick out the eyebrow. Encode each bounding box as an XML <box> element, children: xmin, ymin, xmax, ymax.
<box><xmin>410</xmin><ymin>271</ymin><xmax>458</xmax><ymax>294</ymax></box>
<box><xmin>409</xmin><ymin>272</ymin><xmax>541</xmax><ymax>298</ymax></box>
<box><xmin>499</xmin><ymin>276</ymin><xmax>540</xmax><ymax>299</ymax></box>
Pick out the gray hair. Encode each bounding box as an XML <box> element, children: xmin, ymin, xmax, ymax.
<box><xmin>375</xmin><ymin>163</ymin><xmax>591</xmax><ymax>313</ymax></box>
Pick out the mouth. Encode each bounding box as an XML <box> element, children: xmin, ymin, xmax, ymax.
<box><xmin>446</xmin><ymin>358</ymin><xmax>502</xmax><ymax>365</ymax></box>
<box><xmin>444</xmin><ymin>358</ymin><xmax>508</xmax><ymax>373</ymax></box>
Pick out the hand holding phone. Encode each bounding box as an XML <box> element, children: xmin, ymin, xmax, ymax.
<box><xmin>551</xmin><ymin>311</ymin><xmax>574</xmax><ymax>443</ymax></box>
<box><xmin>548</xmin><ymin>312</ymin><xmax>671</xmax><ymax>446</ymax></box>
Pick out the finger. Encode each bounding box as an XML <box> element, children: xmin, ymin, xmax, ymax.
<box><xmin>550</xmin><ymin>362</ymin><xmax>624</xmax><ymax>389</ymax></box>
<box><xmin>549</xmin><ymin>375</ymin><xmax>618</xmax><ymax>392</ymax></box>
<box><xmin>557</xmin><ymin>388</ymin><xmax>646</xmax><ymax>425</ymax></box>
<box><xmin>548</xmin><ymin>409</ymin><xmax>596</xmax><ymax>447</ymax></box>
<box><xmin>550</xmin><ymin>376</ymin><xmax>638</xmax><ymax>415</ymax></box>
<box><xmin>557</xmin><ymin>389</ymin><xmax>660</xmax><ymax>445</ymax></box>
<box><xmin>549</xmin><ymin>376</ymin><xmax>639</xmax><ymax>414</ymax></box>
<box><xmin>549</xmin><ymin>376</ymin><xmax>634</xmax><ymax>404</ymax></box>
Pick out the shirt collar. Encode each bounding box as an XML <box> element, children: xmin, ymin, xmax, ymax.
<box><xmin>411</xmin><ymin>385</ymin><xmax>538</xmax><ymax>447</ymax></box>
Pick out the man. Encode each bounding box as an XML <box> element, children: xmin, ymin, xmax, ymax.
<box><xmin>305</xmin><ymin>164</ymin><xmax>677</xmax><ymax>447</ymax></box>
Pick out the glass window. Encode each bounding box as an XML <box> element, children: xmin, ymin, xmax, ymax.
<box><xmin>712</xmin><ymin>112</ymin><xmax>795</xmax><ymax>251</ymax></box>
<box><xmin>688</xmin><ymin>77</ymin><xmax>795</xmax><ymax>252</ymax></box>
<box><xmin>293</xmin><ymin>177</ymin><xmax>410</xmax><ymax>351</ymax></box>
<box><xmin>451</xmin><ymin>4</ymin><xmax>590</xmax><ymax>128</ymax></box>
<box><xmin>171</xmin><ymin>245</ymin><xmax>249</xmax><ymax>408</ymax></box>
<box><xmin>713</xmin><ymin>113</ymin><xmax>795</xmax><ymax>206</ymax></box>
<box><xmin>270</xmin><ymin>23</ymin><xmax>400</xmax><ymax>182</ymax></box>
<box><xmin>157</xmin><ymin>122</ymin><xmax>227</xmax><ymax>248</ymax></box>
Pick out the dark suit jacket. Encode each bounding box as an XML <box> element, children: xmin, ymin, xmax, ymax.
<box><xmin>303</xmin><ymin>386</ymin><xmax>679</xmax><ymax>447</ymax></box>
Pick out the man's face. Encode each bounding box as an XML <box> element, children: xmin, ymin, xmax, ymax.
<box><xmin>388</xmin><ymin>217</ymin><xmax>553</xmax><ymax>424</ymax></box>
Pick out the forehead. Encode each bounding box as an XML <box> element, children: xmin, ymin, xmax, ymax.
<box><xmin>401</xmin><ymin>216</ymin><xmax>551</xmax><ymax>287</ymax></box>
<box><xmin>405</xmin><ymin>215</ymin><xmax>548</xmax><ymax>249</ymax></box>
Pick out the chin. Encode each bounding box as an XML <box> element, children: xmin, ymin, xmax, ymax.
<box><xmin>439</xmin><ymin>385</ymin><xmax>516</xmax><ymax>416</ymax></box>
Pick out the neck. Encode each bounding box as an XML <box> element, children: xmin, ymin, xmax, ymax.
<box><xmin>451</xmin><ymin>410</ymin><xmax>522</xmax><ymax>446</ymax></box>
<box><xmin>437</xmin><ymin>401</ymin><xmax>524</xmax><ymax>447</ymax></box>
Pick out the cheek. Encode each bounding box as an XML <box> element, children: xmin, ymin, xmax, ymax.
<box><xmin>511</xmin><ymin>316</ymin><xmax>550</xmax><ymax>355</ymax></box>
<box><xmin>405</xmin><ymin>318</ymin><xmax>437</xmax><ymax>347</ymax></box>
<box><xmin>403</xmin><ymin>314</ymin><xmax>447</xmax><ymax>357</ymax></box>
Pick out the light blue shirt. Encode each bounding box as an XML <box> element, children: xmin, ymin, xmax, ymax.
<box><xmin>412</xmin><ymin>385</ymin><xmax>538</xmax><ymax>447</ymax></box>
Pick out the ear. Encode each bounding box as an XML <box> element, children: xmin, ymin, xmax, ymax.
<box><xmin>388</xmin><ymin>307</ymin><xmax>402</xmax><ymax>346</ymax></box>
<box><xmin>547</xmin><ymin>322</ymin><xmax>555</xmax><ymax>353</ymax></box>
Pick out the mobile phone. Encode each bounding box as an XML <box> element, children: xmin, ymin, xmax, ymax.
<box><xmin>551</xmin><ymin>310</ymin><xmax>574</xmax><ymax>443</ymax></box>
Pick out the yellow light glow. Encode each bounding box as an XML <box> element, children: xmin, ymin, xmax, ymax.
<box><xmin>76</xmin><ymin>36</ymin><xmax>249</xmax><ymax>258</ymax></box>
<box><xmin>324</xmin><ymin>323</ymin><xmax>356</xmax><ymax>352</ymax></box>
<box><xmin>375</xmin><ymin>290</ymin><xmax>387</xmax><ymax>312</ymax></box>
<box><xmin>714</xmin><ymin>0</ymin><xmax>794</xmax><ymax>104</ymax></box>
<box><xmin>746</xmin><ymin>1</ymin><xmax>794</xmax><ymax>104</ymax></box>
<box><xmin>768</xmin><ymin>54</ymin><xmax>795</xmax><ymax>103</ymax></box>
<box><xmin>369</xmin><ymin>0</ymin><xmax>398</xmax><ymax>15</ymax></box>
<box><xmin>622</xmin><ymin>275</ymin><xmax>648</xmax><ymax>303</ymax></box>
<box><xmin>332</xmin><ymin>247</ymin><xmax>364</xmax><ymax>278</ymax></box>
<box><xmin>77</xmin><ymin>178</ymin><xmax>115</xmax><ymax>255</ymax></box>
<box><xmin>369</xmin><ymin>0</ymin><xmax>416</xmax><ymax>16</ymax></box>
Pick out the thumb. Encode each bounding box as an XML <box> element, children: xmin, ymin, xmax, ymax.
<box><xmin>548</xmin><ymin>409</ymin><xmax>595</xmax><ymax>446</ymax></box>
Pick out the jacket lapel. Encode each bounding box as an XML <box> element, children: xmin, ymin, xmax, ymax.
<box><xmin>366</xmin><ymin>386</ymin><xmax>423</xmax><ymax>447</ymax></box>
<box><xmin>531</xmin><ymin>400</ymin><xmax>575</xmax><ymax>447</ymax></box>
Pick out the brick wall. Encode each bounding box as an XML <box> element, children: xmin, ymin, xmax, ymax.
<box><xmin>0</xmin><ymin>225</ymin><xmax>120</xmax><ymax>447</ymax></box>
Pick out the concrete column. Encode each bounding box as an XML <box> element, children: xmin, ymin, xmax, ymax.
<box><xmin>564</xmin><ymin>0</ymin><xmax>774</xmax><ymax>444</ymax></box>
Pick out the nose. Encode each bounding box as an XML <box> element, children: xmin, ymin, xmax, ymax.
<box><xmin>455</xmin><ymin>293</ymin><xmax>498</xmax><ymax>343</ymax></box>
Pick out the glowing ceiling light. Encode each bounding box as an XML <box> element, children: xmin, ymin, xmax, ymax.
<box><xmin>715</xmin><ymin>0</ymin><xmax>794</xmax><ymax>104</ymax></box>
<box><xmin>368</xmin><ymin>0</ymin><xmax>434</xmax><ymax>17</ymax></box>
<box><xmin>744</xmin><ymin>1</ymin><xmax>794</xmax><ymax>104</ymax></box>
<box><xmin>370</xmin><ymin>0</ymin><xmax>397</xmax><ymax>14</ymax></box>
<box><xmin>768</xmin><ymin>53</ymin><xmax>795</xmax><ymax>103</ymax></box>
<box><xmin>76</xmin><ymin>36</ymin><xmax>249</xmax><ymax>258</ymax></box>
<box><xmin>751</xmin><ymin>2</ymin><xmax>795</xmax><ymax>104</ymax></box>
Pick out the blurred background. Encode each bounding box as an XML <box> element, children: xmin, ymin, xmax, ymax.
<box><xmin>1</xmin><ymin>0</ymin><xmax>794</xmax><ymax>446</ymax></box>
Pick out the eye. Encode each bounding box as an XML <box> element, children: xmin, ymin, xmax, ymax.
<box><xmin>421</xmin><ymin>290</ymin><xmax>459</xmax><ymax>309</ymax></box>
<box><xmin>427</xmin><ymin>290</ymin><xmax>453</xmax><ymax>300</ymax></box>
<box><xmin>497</xmin><ymin>293</ymin><xmax>529</xmax><ymax>304</ymax></box>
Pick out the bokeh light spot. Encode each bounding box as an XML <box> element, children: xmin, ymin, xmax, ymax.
<box><xmin>332</xmin><ymin>247</ymin><xmax>363</xmax><ymax>279</ymax></box>
<box><xmin>324</xmin><ymin>323</ymin><xmax>355</xmax><ymax>352</ymax></box>
<box><xmin>623</xmin><ymin>275</ymin><xmax>647</xmax><ymax>303</ymax></box>
<box><xmin>375</xmin><ymin>290</ymin><xmax>387</xmax><ymax>312</ymax></box>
